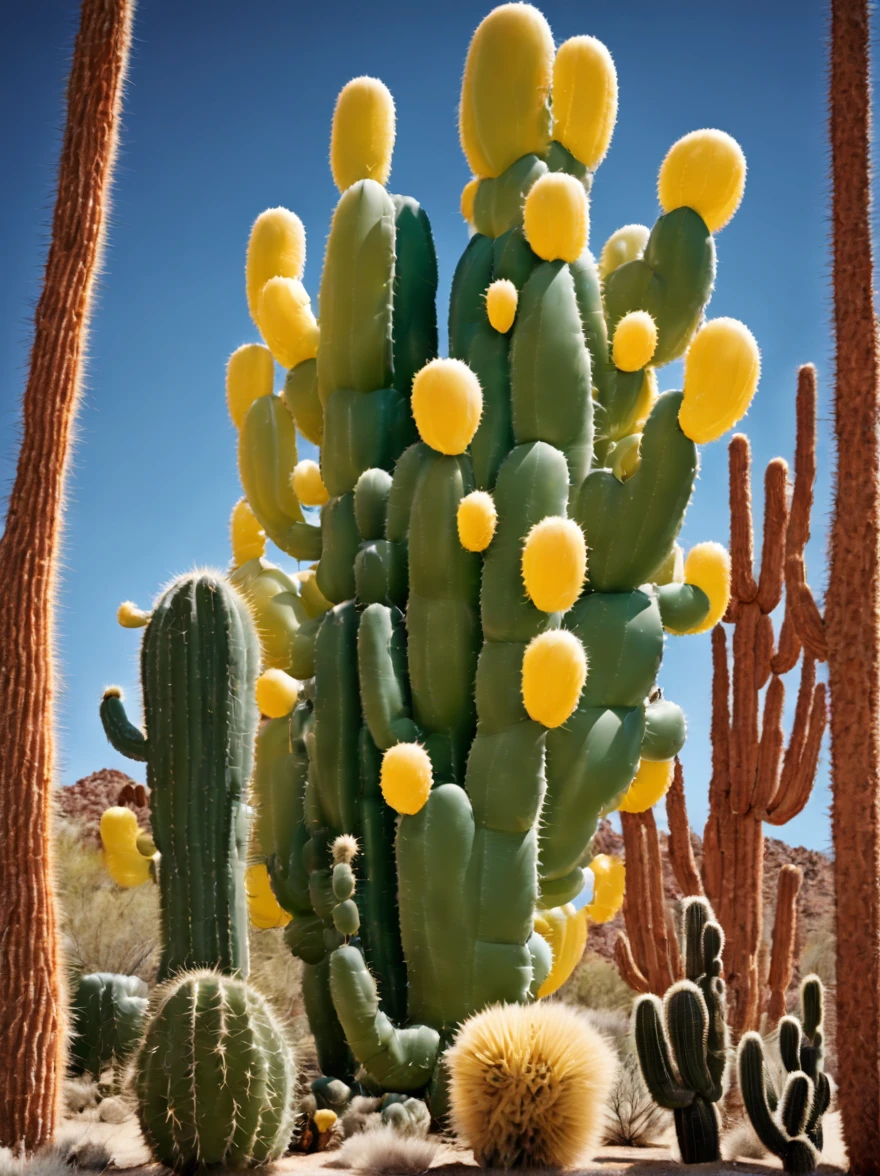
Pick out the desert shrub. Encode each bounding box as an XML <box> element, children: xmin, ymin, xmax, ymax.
<box><xmin>247</xmin><ymin>924</ymin><xmax>314</xmax><ymax>1064</ymax></box>
<box><xmin>560</xmin><ymin>950</ymin><xmax>636</xmax><ymax>1012</ymax></box>
<box><xmin>604</xmin><ymin>1052</ymin><xmax>669</xmax><ymax>1147</ymax></box>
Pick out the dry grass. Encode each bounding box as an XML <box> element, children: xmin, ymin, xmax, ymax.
<box><xmin>326</xmin><ymin>1128</ymin><xmax>439</xmax><ymax>1175</ymax></box>
<box><xmin>559</xmin><ymin>950</ymin><xmax>636</xmax><ymax>1013</ymax></box>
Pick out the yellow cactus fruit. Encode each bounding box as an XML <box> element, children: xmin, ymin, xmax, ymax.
<box><xmin>292</xmin><ymin>459</ymin><xmax>329</xmax><ymax>507</ymax></box>
<box><xmin>597</xmin><ymin>223</ymin><xmax>650</xmax><ymax>280</ymax></box>
<box><xmin>617</xmin><ymin>758</ymin><xmax>675</xmax><ymax>814</ymax></box>
<box><xmin>658</xmin><ymin>129</ymin><xmax>746</xmax><ymax>233</ymax></box>
<box><xmin>226</xmin><ymin>343</ymin><xmax>275</xmax><ymax>430</ymax></box>
<box><xmin>521</xmin><ymin>517</ymin><xmax>587</xmax><ymax>614</ymax></box>
<box><xmin>679</xmin><ymin>317</ymin><xmax>761</xmax><ymax>443</ymax></box>
<box><xmin>461</xmin><ymin>177</ymin><xmax>479</xmax><ymax>223</ymax></box>
<box><xmin>411</xmin><ymin>357</ymin><xmax>483</xmax><ymax>455</ymax></box>
<box><xmin>246</xmin><ymin>863</ymin><xmax>291</xmax><ymax>930</ymax></box>
<box><xmin>612</xmin><ymin>310</ymin><xmax>658</xmax><ymax>373</ymax></box>
<box><xmin>257</xmin><ymin>277</ymin><xmax>320</xmax><ymax>371</ymax></box>
<box><xmin>230</xmin><ymin>498</ymin><xmax>266</xmax><ymax>566</ymax></box>
<box><xmin>458</xmin><ymin>491</ymin><xmax>497</xmax><ymax>552</ymax></box>
<box><xmin>459</xmin><ymin>3</ymin><xmax>554</xmax><ymax>178</ymax></box>
<box><xmin>522</xmin><ymin>630</ymin><xmax>588</xmax><ymax>729</ymax></box>
<box><xmin>552</xmin><ymin>36</ymin><xmax>618</xmax><ymax>171</ymax></box>
<box><xmin>665</xmin><ymin>541</ymin><xmax>731</xmax><ymax>635</ymax></box>
<box><xmin>100</xmin><ymin>807</ymin><xmax>152</xmax><ymax>888</ymax></box>
<box><xmin>256</xmin><ymin>668</ymin><xmax>299</xmax><ymax>719</ymax></box>
<box><xmin>313</xmin><ymin>1110</ymin><xmax>338</xmax><ymax>1134</ymax></box>
<box><xmin>523</xmin><ymin>173</ymin><xmax>589</xmax><ymax>264</ymax></box>
<box><xmin>586</xmin><ymin>854</ymin><xmax>625</xmax><ymax>923</ymax></box>
<box><xmin>485</xmin><ymin>279</ymin><xmax>518</xmax><ymax>334</ymax></box>
<box><xmin>535</xmin><ymin>904</ymin><xmax>588</xmax><ymax>998</ymax></box>
<box><xmin>380</xmin><ymin>742</ymin><xmax>433</xmax><ymax>815</ymax></box>
<box><xmin>117</xmin><ymin>600</ymin><xmax>150</xmax><ymax>629</ymax></box>
<box><xmin>331</xmin><ymin>76</ymin><xmax>396</xmax><ymax>192</ymax></box>
<box><xmin>246</xmin><ymin>207</ymin><xmax>306</xmax><ymax>325</ymax></box>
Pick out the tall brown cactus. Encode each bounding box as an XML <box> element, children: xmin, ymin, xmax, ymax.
<box><xmin>827</xmin><ymin>1</ymin><xmax>880</xmax><ymax>1170</ymax></box>
<box><xmin>0</xmin><ymin>0</ymin><xmax>133</xmax><ymax>1152</ymax></box>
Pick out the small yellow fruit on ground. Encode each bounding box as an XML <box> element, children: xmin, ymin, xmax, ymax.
<box><xmin>313</xmin><ymin>1110</ymin><xmax>338</xmax><ymax>1134</ymax></box>
<box><xmin>658</xmin><ymin>128</ymin><xmax>746</xmax><ymax>233</ymax></box>
<box><xmin>486</xmin><ymin>279</ymin><xmax>518</xmax><ymax>333</ymax></box>
<box><xmin>246</xmin><ymin>863</ymin><xmax>291</xmax><ymax>930</ymax></box>
<box><xmin>461</xmin><ymin>177</ymin><xmax>479</xmax><ymax>223</ymax></box>
<box><xmin>258</xmin><ymin>277</ymin><xmax>320</xmax><ymax>371</ymax></box>
<box><xmin>522</xmin><ymin>517</ymin><xmax>587</xmax><ymax>613</ymax></box>
<box><xmin>117</xmin><ymin>600</ymin><xmax>150</xmax><ymax>629</ymax></box>
<box><xmin>226</xmin><ymin>343</ymin><xmax>275</xmax><ymax>429</ymax></box>
<box><xmin>292</xmin><ymin>459</ymin><xmax>329</xmax><ymax>507</ymax></box>
<box><xmin>230</xmin><ymin>498</ymin><xmax>266</xmax><ymax>565</ymax></box>
<box><xmin>617</xmin><ymin>758</ymin><xmax>675</xmax><ymax>813</ymax></box>
<box><xmin>667</xmin><ymin>542</ymin><xmax>731</xmax><ymax>634</ymax></box>
<box><xmin>552</xmin><ymin>35</ymin><xmax>618</xmax><ymax>172</ymax></box>
<box><xmin>412</xmin><ymin>358</ymin><xmax>483</xmax><ymax>455</ymax></box>
<box><xmin>331</xmin><ymin>76</ymin><xmax>396</xmax><ymax>192</ymax></box>
<box><xmin>586</xmin><ymin>854</ymin><xmax>625</xmax><ymax>923</ymax></box>
<box><xmin>523</xmin><ymin>172</ymin><xmax>589</xmax><ymax>263</ymax></box>
<box><xmin>612</xmin><ymin>310</ymin><xmax>658</xmax><ymax>372</ymax></box>
<box><xmin>256</xmin><ymin>668</ymin><xmax>299</xmax><ymax>719</ymax></box>
<box><xmin>246</xmin><ymin>208</ymin><xmax>306</xmax><ymax>325</ymax></box>
<box><xmin>380</xmin><ymin>743</ymin><xmax>433</xmax><ymax>815</ymax></box>
<box><xmin>598</xmin><ymin>223</ymin><xmax>650</xmax><ymax>280</ymax></box>
<box><xmin>679</xmin><ymin>317</ymin><xmax>761</xmax><ymax>443</ymax></box>
<box><xmin>522</xmin><ymin>630</ymin><xmax>587</xmax><ymax>728</ymax></box>
<box><xmin>458</xmin><ymin>491</ymin><xmax>497</xmax><ymax>551</ymax></box>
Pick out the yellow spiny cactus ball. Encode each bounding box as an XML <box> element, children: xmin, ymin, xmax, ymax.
<box><xmin>552</xmin><ymin>36</ymin><xmax>618</xmax><ymax>172</ymax></box>
<box><xmin>523</xmin><ymin>172</ymin><xmax>589</xmax><ymax>264</ymax></box>
<box><xmin>446</xmin><ymin>1000</ymin><xmax>618</xmax><ymax>1169</ymax></box>
<box><xmin>522</xmin><ymin>517</ymin><xmax>587</xmax><ymax>613</ymax></box>
<box><xmin>461</xmin><ymin>177</ymin><xmax>479</xmax><ymax>224</ymax></box>
<box><xmin>230</xmin><ymin>497</ymin><xmax>266</xmax><ymax>566</ymax></box>
<box><xmin>226</xmin><ymin>343</ymin><xmax>275</xmax><ymax>430</ymax></box>
<box><xmin>679</xmin><ymin>317</ymin><xmax>761</xmax><ymax>443</ymax></box>
<box><xmin>586</xmin><ymin>854</ymin><xmax>626</xmax><ymax>924</ymax></box>
<box><xmin>292</xmin><ymin>459</ymin><xmax>329</xmax><ymax>507</ymax></box>
<box><xmin>380</xmin><ymin>742</ymin><xmax>433</xmax><ymax>815</ymax></box>
<box><xmin>412</xmin><ymin>357</ymin><xmax>483</xmax><ymax>455</ymax></box>
<box><xmin>258</xmin><ymin>278</ymin><xmax>320</xmax><ymax>371</ymax></box>
<box><xmin>331</xmin><ymin>76</ymin><xmax>396</xmax><ymax>192</ymax></box>
<box><xmin>598</xmin><ymin>223</ymin><xmax>650</xmax><ymax>280</ymax></box>
<box><xmin>522</xmin><ymin>629</ymin><xmax>587</xmax><ymax>728</ymax></box>
<box><xmin>246</xmin><ymin>208</ymin><xmax>306</xmax><ymax>326</ymax></box>
<box><xmin>658</xmin><ymin>128</ymin><xmax>746</xmax><ymax>233</ymax></box>
<box><xmin>246</xmin><ymin>862</ymin><xmax>291</xmax><ymax>930</ymax></box>
<box><xmin>612</xmin><ymin>310</ymin><xmax>658</xmax><ymax>373</ymax></box>
<box><xmin>458</xmin><ymin>490</ymin><xmax>497</xmax><ymax>552</ymax></box>
<box><xmin>117</xmin><ymin>600</ymin><xmax>150</xmax><ymax>628</ymax></box>
<box><xmin>617</xmin><ymin>758</ymin><xmax>675</xmax><ymax>814</ymax></box>
<box><xmin>256</xmin><ymin>668</ymin><xmax>299</xmax><ymax>719</ymax></box>
<box><xmin>666</xmin><ymin>541</ymin><xmax>731</xmax><ymax>635</ymax></box>
<box><xmin>486</xmin><ymin>279</ymin><xmax>518</xmax><ymax>333</ymax></box>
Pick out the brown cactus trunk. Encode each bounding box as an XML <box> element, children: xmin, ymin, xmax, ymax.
<box><xmin>766</xmin><ymin>864</ymin><xmax>802</xmax><ymax>1028</ymax></box>
<box><xmin>827</xmin><ymin>1</ymin><xmax>880</xmax><ymax>1170</ymax></box>
<box><xmin>0</xmin><ymin>0</ymin><xmax>133</xmax><ymax>1152</ymax></box>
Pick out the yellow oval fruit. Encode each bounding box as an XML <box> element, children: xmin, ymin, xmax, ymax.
<box><xmin>380</xmin><ymin>743</ymin><xmax>433</xmax><ymax>815</ymax></box>
<box><xmin>230</xmin><ymin>498</ymin><xmax>266</xmax><ymax>566</ymax></box>
<box><xmin>486</xmin><ymin>279</ymin><xmax>518</xmax><ymax>333</ymax></box>
<box><xmin>458</xmin><ymin>491</ymin><xmax>497</xmax><ymax>552</ymax></box>
<box><xmin>256</xmin><ymin>668</ymin><xmax>299</xmax><ymax>719</ymax></box>
<box><xmin>658</xmin><ymin>129</ymin><xmax>746</xmax><ymax>233</ymax></box>
<box><xmin>535</xmin><ymin>904</ymin><xmax>588</xmax><ymax>998</ymax></box>
<box><xmin>100</xmin><ymin>806</ymin><xmax>139</xmax><ymax>853</ymax></box>
<box><xmin>679</xmin><ymin>317</ymin><xmax>761</xmax><ymax>443</ymax></box>
<box><xmin>331</xmin><ymin>76</ymin><xmax>396</xmax><ymax>192</ymax></box>
<box><xmin>246</xmin><ymin>208</ymin><xmax>306</xmax><ymax>326</ymax></box>
<box><xmin>617</xmin><ymin>758</ymin><xmax>675</xmax><ymax>814</ymax></box>
<box><xmin>612</xmin><ymin>310</ymin><xmax>658</xmax><ymax>373</ymax></box>
<box><xmin>292</xmin><ymin>459</ymin><xmax>329</xmax><ymax>507</ymax></box>
<box><xmin>246</xmin><ymin>863</ymin><xmax>291</xmax><ymax>930</ymax></box>
<box><xmin>226</xmin><ymin>343</ymin><xmax>275</xmax><ymax>429</ymax></box>
<box><xmin>258</xmin><ymin>277</ymin><xmax>320</xmax><ymax>371</ymax></box>
<box><xmin>117</xmin><ymin>600</ymin><xmax>150</xmax><ymax>629</ymax></box>
<box><xmin>461</xmin><ymin>177</ymin><xmax>479</xmax><ymax>223</ymax></box>
<box><xmin>459</xmin><ymin>3</ymin><xmax>554</xmax><ymax>178</ymax></box>
<box><xmin>522</xmin><ymin>517</ymin><xmax>587</xmax><ymax>613</ymax></box>
<box><xmin>598</xmin><ymin>223</ymin><xmax>650</xmax><ymax>280</ymax></box>
<box><xmin>552</xmin><ymin>36</ymin><xmax>618</xmax><ymax>171</ymax></box>
<box><xmin>665</xmin><ymin>541</ymin><xmax>731</xmax><ymax>635</ymax></box>
<box><xmin>523</xmin><ymin>173</ymin><xmax>589</xmax><ymax>263</ymax></box>
<box><xmin>522</xmin><ymin>630</ymin><xmax>588</xmax><ymax>728</ymax></box>
<box><xmin>586</xmin><ymin>854</ymin><xmax>625</xmax><ymax>924</ymax></box>
<box><xmin>412</xmin><ymin>358</ymin><xmax>483</xmax><ymax>455</ymax></box>
<box><xmin>313</xmin><ymin>1110</ymin><xmax>338</xmax><ymax>1134</ymax></box>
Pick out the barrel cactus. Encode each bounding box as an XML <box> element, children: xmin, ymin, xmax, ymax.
<box><xmin>69</xmin><ymin>972</ymin><xmax>147</xmax><ymax>1078</ymax></box>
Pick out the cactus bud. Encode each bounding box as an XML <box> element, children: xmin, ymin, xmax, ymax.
<box><xmin>679</xmin><ymin>318</ymin><xmax>761</xmax><ymax>443</ymax></box>
<box><xmin>665</xmin><ymin>542</ymin><xmax>731</xmax><ymax>635</ymax></box>
<box><xmin>521</xmin><ymin>516</ymin><xmax>587</xmax><ymax>613</ymax></box>
<box><xmin>412</xmin><ymin>358</ymin><xmax>483</xmax><ymax>455</ymax></box>
<box><xmin>256</xmin><ymin>668</ymin><xmax>299</xmax><ymax>719</ymax></box>
<box><xmin>230</xmin><ymin>498</ymin><xmax>266</xmax><ymax>566</ymax></box>
<box><xmin>486</xmin><ymin>278</ymin><xmax>518</xmax><ymax>333</ymax></box>
<box><xmin>610</xmin><ymin>433</ymin><xmax>642</xmax><ymax>483</ymax></box>
<box><xmin>612</xmin><ymin>310</ymin><xmax>658</xmax><ymax>373</ymax></box>
<box><xmin>458</xmin><ymin>490</ymin><xmax>497</xmax><ymax>552</ymax></box>
<box><xmin>117</xmin><ymin>600</ymin><xmax>150</xmax><ymax>629</ymax></box>
<box><xmin>521</xmin><ymin>629</ymin><xmax>588</xmax><ymax>728</ymax></box>
<box><xmin>292</xmin><ymin>459</ymin><xmax>329</xmax><ymax>507</ymax></box>
<box><xmin>226</xmin><ymin>343</ymin><xmax>274</xmax><ymax>430</ymax></box>
<box><xmin>258</xmin><ymin>277</ymin><xmax>320</xmax><ymax>370</ymax></box>
<box><xmin>617</xmin><ymin>758</ymin><xmax>675</xmax><ymax>814</ymax></box>
<box><xmin>586</xmin><ymin>854</ymin><xmax>626</xmax><ymax>923</ymax></box>
<box><xmin>332</xmin><ymin>834</ymin><xmax>359</xmax><ymax>866</ymax></box>
<box><xmin>552</xmin><ymin>36</ymin><xmax>618</xmax><ymax>171</ymax></box>
<box><xmin>598</xmin><ymin>223</ymin><xmax>649</xmax><ymax>280</ymax></box>
<box><xmin>658</xmin><ymin>129</ymin><xmax>746</xmax><ymax>234</ymax></box>
<box><xmin>246</xmin><ymin>207</ymin><xmax>306</xmax><ymax>326</ymax></box>
<box><xmin>523</xmin><ymin>172</ymin><xmax>589</xmax><ymax>263</ymax></box>
<box><xmin>331</xmin><ymin>76</ymin><xmax>396</xmax><ymax>192</ymax></box>
<box><xmin>380</xmin><ymin>742</ymin><xmax>433</xmax><ymax>815</ymax></box>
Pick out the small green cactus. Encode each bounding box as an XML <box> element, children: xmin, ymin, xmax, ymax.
<box><xmin>69</xmin><ymin>972</ymin><xmax>147</xmax><ymax>1078</ymax></box>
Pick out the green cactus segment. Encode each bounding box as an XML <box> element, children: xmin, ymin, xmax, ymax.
<box><xmin>739</xmin><ymin>1034</ymin><xmax>819</xmax><ymax>1175</ymax></box>
<box><xmin>642</xmin><ymin>700</ymin><xmax>687</xmax><ymax>761</ymax></box>
<box><xmin>230</xmin><ymin>558</ymin><xmax>325</xmax><ymax>679</ymax></box>
<box><xmin>656</xmin><ymin>583</ymin><xmax>712</xmax><ymax>633</ymax></box>
<box><xmin>602</xmin><ymin>207</ymin><xmax>716</xmax><ymax>367</ymax></box>
<box><xmin>449</xmin><ymin>234</ymin><xmax>495</xmax><ymax>362</ymax></box>
<box><xmin>473</xmin><ymin>154</ymin><xmax>548</xmax><ymax>238</ymax></box>
<box><xmin>358</xmin><ymin>604</ymin><xmax>419</xmax><ymax>749</ymax></box>
<box><xmin>633</xmin><ymin>998</ymin><xmax>694</xmax><ymax>1111</ymax></box>
<box><xmin>391</xmin><ymin>196</ymin><xmax>439</xmax><ymax>397</ymax></box>
<box><xmin>329</xmin><ymin>946</ymin><xmax>439</xmax><ymax>1091</ymax></box>
<box><xmin>355</xmin><ymin>469</ymin><xmax>394</xmax><ymax>541</ymax></box>
<box><xmin>100</xmin><ymin>692</ymin><xmax>147</xmax><ymax>762</ymax></box>
<box><xmin>318</xmin><ymin>494</ymin><xmax>360</xmax><ymax>604</ymax></box>
<box><xmin>283</xmin><ymin>358</ymin><xmax>323</xmax><ymax>446</ymax></box>
<box><xmin>576</xmin><ymin>392</ymin><xmax>698</xmax><ymax>592</ymax></box>
<box><xmin>776</xmin><ymin>978</ymin><xmax>831</xmax><ymax>1154</ymax></box>
<box><xmin>666</xmin><ymin>983</ymin><xmax>716</xmax><ymax>1100</ymax></box>
<box><xmin>312</xmin><ymin>603</ymin><xmax>362</xmax><ymax>836</ymax></box>
<box><xmin>69</xmin><ymin>973</ymin><xmax>148</xmax><ymax>1078</ymax></box>
<box><xmin>135</xmin><ymin>972</ymin><xmax>296</xmax><ymax>1172</ymax></box>
<box><xmin>303</xmin><ymin>958</ymin><xmax>356</xmax><ymax>1085</ymax></box>
<box><xmin>577</xmin><ymin>590</ymin><xmax>665</xmax><ymax>706</ymax></box>
<box><xmin>321</xmin><ymin>388</ymin><xmax>414</xmax><ymax>498</ymax></box>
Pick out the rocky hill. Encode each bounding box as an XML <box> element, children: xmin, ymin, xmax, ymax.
<box><xmin>56</xmin><ymin>768</ymin><xmax>150</xmax><ymax>843</ymax></box>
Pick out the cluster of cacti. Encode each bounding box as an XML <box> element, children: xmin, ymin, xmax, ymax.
<box><xmin>223</xmin><ymin>0</ymin><xmax>760</xmax><ymax>1107</ymax></box>
<box><xmin>634</xmin><ymin>897</ymin><xmax>729</xmax><ymax>1164</ymax></box>
<box><xmin>68</xmin><ymin>973</ymin><xmax>148</xmax><ymax>1079</ymax></box>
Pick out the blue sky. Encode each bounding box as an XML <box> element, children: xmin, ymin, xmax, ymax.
<box><xmin>2</xmin><ymin>0</ymin><xmax>875</xmax><ymax>853</ymax></box>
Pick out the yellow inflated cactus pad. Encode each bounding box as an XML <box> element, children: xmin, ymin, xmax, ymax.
<box><xmin>292</xmin><ymin>459</ymin><xmax>329</xmax><ymax>507</ymax></box>
<box><xmin>679</xmin><ymin>317</ymin><xmax>761</xmax><ymax>443</ymax></box>
<box><xmin>412</xmin><ymin>358</ymin><xmax>483</xmax><ymax>455</ymax></box>
<box><xmin>458</xmin><ymin>491</ymin><xmax>497</xmax><ymax>552</ymax></box>
<box><xmin>100</xmin><ymin>807</ymin><xmax>153</xmax><ymax>888</ymax></box>
<box><xmin>535</xmin><ymin>904</ymin><xmax>589</xmax><ymax>998</ymax></box>
<box><xmin>523</xmin><ymin>172</ymin><xmax>589</xmax><ymax>264</ymax></box>
<box><xmin>612</xmin><ymin>310</ymin><xmax>658</xmax><ymax>373</ymax></box>
<box><xmin>246</xmin><ymin>208</ymin><xmax>305</xmax><ymax>326</ymax></box>
<box><xmin>256</xmin><ymin>669</ymin><xmax>299</xmax><ymax>719</ymax></box>
<box><xmin>598</xmin><ymin>223</ymin><xmax>650</xmax><ymax>280</ymax></box>
<box><xmin>230</xmin><ymin>498</ymin><xmax>266</xmax><ymax>566</ymax></box>
<box><xmin>586</xmin><ymin>854</ymin><xmax>625</xmax><ymax>923</ymax></box>
<box><xmin>380</xmin><ymin>742</ymin><xmax>433</xmax><ymax>815</ymax></box>
<box><xmin>668</xmin><ymin>542</ymin><xmax>731</xmax><ymax>634</ymax></box>
<box><xmin>522</xmin><ymin>630</ymin><xmax>588</xmax><ymax>729</ymax></box>
<box><xmin>226</xmin><ymin>343</ymin><xmax>275</xmax><ymax>430</ymax></box>
<box><xmin>258</xmin><ymin>277</ymin><xmax>320</xmax><ymax>371</ymax></box>
<box><xmin>461</xmin><ymin>177</ymin><xmax>479</xmax><ymax>224</ymax></box>
<box><xmin>552</xmin><ymin>36</ymin><xmax>618</xmax><ymax>171</ymax></box>
<box><xmin>521</xmin><ymin>517</ymin><xmax>587</xmax><ymax>614</ymax></box>
<box><xmin>246</xmin><ymin>863</ymin><xmax>291</xmax><ymax>930</ymax></box>
<box><xmin>617</xmin><ymin>758</ymin><xmax>675</xmax><ymax>813</ymax></box>
<box><xmin>331</xmin><ymin>76</ymin><xmax>396</xmax><ymax>192</ymax></box>
<box><xmin>486</xmin><ymin>279</ymin><xmax>518</xmax><ymax>334</ymax></box>
<box><xmin>658</xmin><ymin>128</ymin><xmax>746</xmax><ymax>233</ymax></box>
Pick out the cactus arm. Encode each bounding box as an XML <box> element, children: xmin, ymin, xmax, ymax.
<box><xmin>739</xmin><ymin>1034</ymin><xmax>819</xmax><ymax>1172</ymax></box>
<box><xmin>673</xmin><ymin>1099</ymin><xmax>722</xmax><ymax>1167</ymax></box>
<box><xmin>473</xmin><ymin>155</ymin><xmax>548</xmax><ymax>238</ymax></box>
<box><xmin>779</xmin><ymin>1016</ymin><xmax>803</xmax><ymax>1073</ymax></box>
<box><xmin>656</xmin><ymin>583</ymin><xmax>711</xmax><ymax>633</ymax></box>
<box><xmin>311</xmin><ymin>603</ymin><xmax>362</xmax><ymax>836</ymax></box>
<box><xmin>665</xmin><ymin>982</ymin><xmax>716</xmax><ymax>1101</ymax></box>
<box><xmin>633</xmin><ymin>996</ymin><xmax>694</xmax><ymax>1110</ymax></box>
<box><xmin>100</xmin><ymin>689</ymin><xmax>148</xmax><ymax>762</ymax></box>
<box><xmin>357</xmin><ymin>603</ymin><xmax>419</xmax><ymax>749</ymax></box>
<box><xmin>780</xmin><ymin>1072</ymin><xmax>814</xmax><ymax>1140</ymax></box>
<box><xmin>449</xmin><ymin>233</ymin><xmax>495</xmax><ymax>361</ymax></box>
<box><xmin>283</xmin><ymin>358</ymin><xmax>323</xmax><ymax>446</ymax></box>
<box><xmin>302</xmin><ymin>956</ymin><xmax>356</xmax><ymax>1084</ymax></box>
<box><xmin>390</xmin><ymin>196</ymin><xmax>438</xmax><ymax>397</ymax></box>
<box><xmin>641</xmin><ymin>699</ymin><xmax>687</xmax><ymax>762</ymax></box>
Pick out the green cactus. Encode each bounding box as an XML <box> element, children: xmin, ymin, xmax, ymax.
<box><xmin>633</xmin><ymin>898</ymin><xmax>728</xmax><ymax>1163</ymax></box>
<box><xmin>69</xmin><ymin>972</ymin><xmax>147</xmax><ymax>1079</ymax></box>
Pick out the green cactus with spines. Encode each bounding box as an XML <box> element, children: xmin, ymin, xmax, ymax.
<box><xmin>69</xmin><ymin>972</ymin><xmax>148</xmax><ymax>1079</ymax></box>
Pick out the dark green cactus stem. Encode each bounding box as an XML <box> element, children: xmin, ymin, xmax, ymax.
<box><xmin>302</xmin><ymin>956</ymin><xmax>357</xmax><ymax>1084</ymax></box>
<box><xmin>69</xmin><ymin>973</ymin><xmax>147</xmax><ymax>1078</ymax></box>
<box><xmin>99</xmin><ymin>691</ymin><xmax>147</xmax><ymax>762</ymax></box>
<box><xmin>100</xmin><ymin>571</ymin><xmax>260</xmax><ymax>981</ymax></box>
<box><xmin>777</xmin><ymin>975</ymin><xmax>831</xmax><ymax>1153</ymax></box>
<box><xmin>473</xmin><ymin>154</ymin><xmax>547</xmax><ymax>238</ymax></box>
<box><xmin>739</xmin><ymin>1034</ymin><xmax>819</xmax><ymax>1174</ymax></box>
